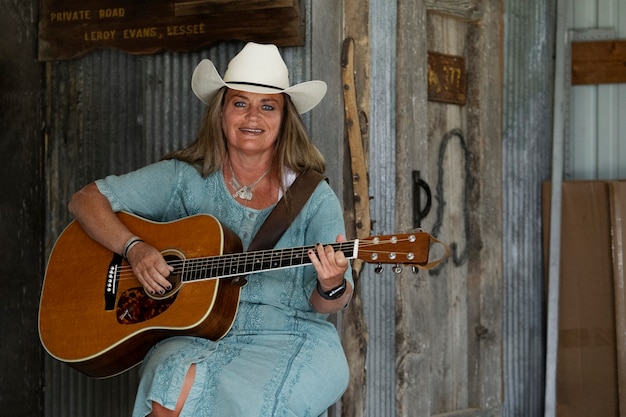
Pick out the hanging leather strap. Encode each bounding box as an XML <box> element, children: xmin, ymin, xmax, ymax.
<box><xmin>247</xmin><ymin>170</ymin><xmax>326</xmax><ymax>252</ymax></box>
<box><xmin>416</xmin><ymin>234</ymin><xmax>452</xmax><ymax>271</ymax></box>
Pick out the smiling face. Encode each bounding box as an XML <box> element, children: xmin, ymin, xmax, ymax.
<box><xmin>221</xmin><ymin>88</ymin><xmax>285</xmax><ymax>159</ymax></box>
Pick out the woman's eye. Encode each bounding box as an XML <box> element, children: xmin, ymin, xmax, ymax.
<box><xmin>262</xmin><ymin>104</ymin><xmax>275</xmax><ymax>111</ymax></box>
<box><xmin>234</xmin><ymin>101</ymin><xmax>246</xmax><ymax>107</ymax></box>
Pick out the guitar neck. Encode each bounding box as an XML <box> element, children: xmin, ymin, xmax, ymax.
<box><xmin>180</xmin><ymin>241</ymin><xmax>359</xmax><ymax>282</ymax></box>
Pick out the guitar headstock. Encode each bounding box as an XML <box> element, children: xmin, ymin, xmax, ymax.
<box><xmin>356</xmin><ymin>232</ymin><xmax>431</xmax><ymax>266</ymax></box>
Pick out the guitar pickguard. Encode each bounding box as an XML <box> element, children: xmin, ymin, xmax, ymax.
<box><xmin>116</xmin><ymin>287</ymin><xmax>178</xmax><ymax>324</ymax></box>
<box><xmin>115</xmin><ymin>249</ymin><xmax>185</xmax><ymax>324</ymax></box>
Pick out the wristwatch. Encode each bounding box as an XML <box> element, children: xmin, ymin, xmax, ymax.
<box><xmin>316</xmin><ymin>278</ymin><xmax>347</xmax><ymax>300</ymax></box>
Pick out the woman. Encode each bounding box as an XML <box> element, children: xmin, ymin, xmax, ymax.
<box><xmin>68</xmin><ymin>42</ymin><xmax>353</xmax><ymax>417</ymax></box>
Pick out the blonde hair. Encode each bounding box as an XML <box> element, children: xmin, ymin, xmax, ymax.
<box><xmin>163</xmin><ymin>87</ymin><xmax>326</xmax><ymax>180</ymax></box>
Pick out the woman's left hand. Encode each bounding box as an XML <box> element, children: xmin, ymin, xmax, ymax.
<box><xmin>308</xmin><ymin>234</ymin><xmax>349</xmax><ymax>290</ymax></box>
<box><xmin>308</xmin><ymin>235</ymin><xmax>352</xmax><ymax>314</ymax></box>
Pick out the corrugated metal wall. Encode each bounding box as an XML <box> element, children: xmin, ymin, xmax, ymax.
<box><xmin>567</xmin><ymin>0</ymin><xmax>626</xmax><ymax>180</ymax></box>
<box><xmin>502</xmin><ymin>1</ymin><xmax>626</xmax><ymax>416</ymax></box>
<box><xmin>364</xmin><ymin>0</ymin><xmax>398</xmax><ymax>415</ymax></box>
<box><xmin>43</xmin><ymin>4</ymin><xmax>339</xmax><ymax>416</ymax></box>
<box><xmin>44</xmin><ymin>47</ymin><xmax>226</xmax><ymax>417</ymax></box>
<box><xmin>502</xmin><ymin>0</ymin><xmax>555</xmax><ymax>416</ymax></box>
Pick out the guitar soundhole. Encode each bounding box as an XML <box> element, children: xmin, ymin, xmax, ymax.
<box><xmin>115</xmin><ymin>249</ymin><xmax>184</xmax><ymax>325</ymax></box>
<box><xmin>147</xmin><ymin>251</ymin><xmax>184</xmax><ymax>301</ymax></box>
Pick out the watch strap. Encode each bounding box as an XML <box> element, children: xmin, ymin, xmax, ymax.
<box><xmin>316</xmin><ymin>278</ymin><xmax>347</xmax><ymax>300</ymax></box>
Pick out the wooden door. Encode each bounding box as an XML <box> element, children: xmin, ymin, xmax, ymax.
<box><xmin>395</xmin><ymin>1</ymin><xmax>503</xmax><ymax>416</ymax></box>
<box><xmin>338</xmin><ymin>0</ymin><xmax>502</xmax><ymax>415</ymax></box>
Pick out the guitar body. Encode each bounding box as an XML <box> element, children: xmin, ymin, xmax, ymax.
<box><xmin>39</xmin><ymin>212</ymin><xmax>244</xmax><ymax>378</ymax></box>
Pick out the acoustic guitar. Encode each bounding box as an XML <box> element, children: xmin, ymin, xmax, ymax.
<box><xmin>39</xmin><ymin>212</ymin><xmax>434</xmax><ymax>378</ymax></box>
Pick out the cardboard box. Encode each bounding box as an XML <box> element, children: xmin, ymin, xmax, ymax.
<box><xmin>543</xmin><ymin>181</ymin><xmax>619</xmax><ymax>417</ymax></box>
<box><xmin>609</xmin><ymin>182</ymin><xmax>626</xmax><ymax>416</ymax></box>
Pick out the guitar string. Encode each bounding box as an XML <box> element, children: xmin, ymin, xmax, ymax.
<box><xmin>114</xmin><ymin>245</ymin><xmax>336</xmax><ymax>280</ymax></box>
<box><xmin>113</xmin><ymin>236</ymin><xmax>423</xmax><ymax>281</ymax></box>
<box><xmin>113</xmin><ymin>237</ymin><xmax>419</xmax><ymax>269</ymax></box>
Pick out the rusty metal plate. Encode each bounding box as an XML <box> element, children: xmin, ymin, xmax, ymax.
<box><xmin>427</xmin><ymin>51</ymin><xmax>466</xmax><ymax>105</ymax></box>
<box><xmin>38</xmin><ymin>0</ymin><xmax>304</xmax><ymax>61</ymax></box>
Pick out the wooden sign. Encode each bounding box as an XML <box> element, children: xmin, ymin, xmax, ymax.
<box><xmin>572</xmin><ymin>40</ymin><xmax>626</xmax><ymax>85</ymax></box>
<box><xmin>427</xmin><ymin>51</ymin><xmax>466</xmax><ymax>105</ymax></box>
<box><xmin>38</xmin><ymin>0</ymin><xmax>304</xmax><ymax>61</ymax></box>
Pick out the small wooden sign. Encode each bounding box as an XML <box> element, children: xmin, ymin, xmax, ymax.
<box><xmin>38</xmin><ymin>0</ymin><xmax>304</xmax><ymax>61</ymax></box>
<box><xmin>427</xmin><ymin>51</ymin><xmax>466</xmax><ymax>105</ymax></box>
<box><xmin>572</xmin><ymin>40</ymin><xmax>626</xmax><ymax>85</ymax></box>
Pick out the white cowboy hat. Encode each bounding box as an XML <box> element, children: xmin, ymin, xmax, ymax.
<box><xmin>191</xmin><ymin>42</ymin><xmax>327</xmax><ymax>114</ymax></box>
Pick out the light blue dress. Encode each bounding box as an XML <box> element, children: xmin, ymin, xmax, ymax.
<box><xmin>95</xmin><ymin>159</ymin><xmax>352</xmax><ymax>417</ymax></box>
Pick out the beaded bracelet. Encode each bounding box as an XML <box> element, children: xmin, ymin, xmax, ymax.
<box><xmin>122</xmin><ymin>236</ymin><xmax>144</xmax><ymax>263</ymax></box>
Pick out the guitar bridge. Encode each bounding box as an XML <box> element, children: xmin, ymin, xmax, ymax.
<box><xmin>104</xmin><ymin>253</ymin><xmax>122</xmax><ymax>310</ymax></box>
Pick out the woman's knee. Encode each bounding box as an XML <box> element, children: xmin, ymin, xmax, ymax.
<box><xmin>148</xmin><ymin>364</ymin><xmax>196</xmax><ymax>417</ymax></box>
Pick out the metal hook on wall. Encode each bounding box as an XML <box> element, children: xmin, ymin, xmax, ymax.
<box><xmin>412</xmin><ymin>170</ymin><xmax>432</xmax><ymax>229</ymax></box>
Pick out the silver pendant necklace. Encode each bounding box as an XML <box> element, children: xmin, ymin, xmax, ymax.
<box><xmin>228</xmin><ymin>160</ymin><xmax>270</xmax><ymax>201</ymax></box>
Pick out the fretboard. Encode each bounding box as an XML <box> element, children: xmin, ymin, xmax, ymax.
<box><xmin>180</xmin><ymin>241</ymin><xmax>359</xmax><ymax>282</ymax></box>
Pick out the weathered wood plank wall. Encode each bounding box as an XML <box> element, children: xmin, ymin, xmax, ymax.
<box><xmin>340</xmin><ymin>0</ymin><xmax>371</xmax><ymax>415</ymax></box>
<box><xmin>395</xmin><ymin>0</ymin><xmax>503</xmax><ymax>416</ymax></box>
<box><xmin>395</xmin><ymin>0</ymin><xmax>431</xmax><ymax>414</ymax></box>
<box><xmin>0</xmin><ymin>0</ymin><xmax>45</xmax><ymax>415</ymax></box>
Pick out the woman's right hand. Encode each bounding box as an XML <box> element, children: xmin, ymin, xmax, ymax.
<box><xmin>125</xmin><ymin>241</ymin><xmax>175</xmax><ymax>295</ymax></box>
<box><xmin>68</xmin><ymin>182</ymin><xmax>173</xmax><ymax>295</ymax></box>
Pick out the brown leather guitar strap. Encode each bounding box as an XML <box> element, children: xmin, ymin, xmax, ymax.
<box><xmin>247</xmin><ymin>170</ymin><xmax>327</xmax><ymax>252</ymax></box>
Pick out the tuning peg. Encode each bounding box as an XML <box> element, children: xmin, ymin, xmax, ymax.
<box><xmin>411</xmin><ymin>266</ymin><xmax>420</xmax><ymax>274</ymax></box>
<box><xmin>393</xmin><ymin>265</ymin><xmax>403</xmax><ymax>274</ymax></box>
<box><xmin>374</xmin><ymin>264</ymin><xmax>384</xmax><ymax>274</ymax></box>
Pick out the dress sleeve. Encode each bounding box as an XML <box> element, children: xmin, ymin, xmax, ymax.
<box><xmin>94</xmin><ymin>159</ymin><xmax>183</xmax><ymax>221</ymax></box>
<box><xmin>303</xmin><ymin>181</ymin><xmax>354</xmax><ymax>288</ymax></box>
